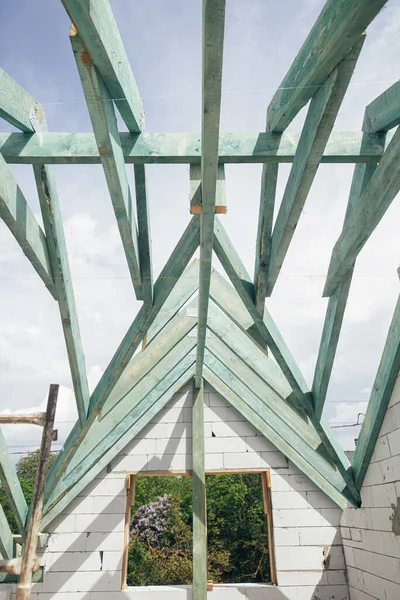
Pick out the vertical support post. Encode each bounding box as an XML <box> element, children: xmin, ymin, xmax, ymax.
<box><xmin>261</xmin><ymin>471</ymin><xmax>277</xmax><ymax>585</ymax></box>
<box><xmin>121</xmin><ymin>474</ymin><xmax>136</xmax><ymax>590</ymax></box>
<box><xmin>192</xmin><ymin>379</ymin><xmax>207</xmax><ymax>600</ymax></box>
<box><xmin>16</xmin><ymin>384</ymin><xmax>58</xmax><ymax>600</ymax></box>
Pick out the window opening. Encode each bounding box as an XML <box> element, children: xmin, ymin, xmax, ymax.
<box><xmin>122</xmin><ymin>470</ymin><xmax>276</xmax><ymax>589</ymax></box>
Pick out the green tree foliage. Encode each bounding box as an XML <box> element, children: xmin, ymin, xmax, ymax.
<box><xmin>127</xmin><ymin>473</ymin><xmax>269</xmax><ymax>586</ymax></box>
<box><xmin>0</xmin><ymin>449</ymin><xmax>57</xmax><ymax>532</ymax></box>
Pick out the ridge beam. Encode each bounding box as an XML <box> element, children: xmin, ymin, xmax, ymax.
<box><xmin>324</xmin><ymin>124</ymin><xmax>400</xmax><ymax>297</ymax></box>
<box><xmin>266</xmin><ymin>37</ymin><xmax>364</xmax><ymax>296</ymax></box>
<box><xmin>61</xmin><ymin>0</ymin><xmax>144</xmax><ymax>132</ymax></box>
<box><xmin>70</xmin><ymin>28</ymin><xmax>142</xmax><ymax>299</ymax></box>
<box><xmin>0</xmin><ymin>153</ymin><xmax>55</xmax><ymax>297</ymax></box>
<box><xmin>195</xmin><ymin>0</ymin><xmax>226</xmax><ymax>387</ymax></box>
<box><xmin>267</xmin><ymin>0</ymin><xmax>388</xmax><ymax>133</ymax></box>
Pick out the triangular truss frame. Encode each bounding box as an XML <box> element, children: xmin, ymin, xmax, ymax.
<box><xmin>0</xmin><ymin>0</ymin><xmax>399</xmax><ymax>581</ymax></box>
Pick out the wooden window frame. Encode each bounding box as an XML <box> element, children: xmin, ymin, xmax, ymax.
<box><xmin>121</xmin><ymin>469</ymin><xmax>277</xmax><ymax>590</ymax></box>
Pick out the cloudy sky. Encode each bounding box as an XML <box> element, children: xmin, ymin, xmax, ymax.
<box><xmin>0</xmin><ymin>0</ymin><xmax>399</xmax><ymax>459</ymax></box>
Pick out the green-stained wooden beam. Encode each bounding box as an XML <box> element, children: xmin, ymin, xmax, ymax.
<box><xmin>0</xmin><ymin>68</ymin><xmax>90</xmax><ymax>428</ymax></box>
<box><xmin>70</xmin><ymin>29</ymin><xmax>142</xmax><ymax>298</ymax></box>
<box><xmin>202</xmin><ymin>362</ymin><xmax>352</xmax><ymax>509</ymax></box>
<box><xmin>353</xmin><ymin>294</ymin><xmax>400</xmax><ymax>489</ymax></box>
<box><xmin>46</xmin><ymin>334</ymin><xmax>196</xmax><ymax>510</ymax></box>
<box><xmin>45</xmin><ymin>216</ymin><xmax>200</xmax><ymax>496</ymax></box>
<box><xmin>254</xmin><ymin>163</ymin><xmax>278</xmax><ymax>315</ymax></box>
<box><xmin>135</xmin><ymin>164</ymin><xmax>153</xmax><ymax>306</ymax></box>
<box><xmin>267</xmin><ymin>1</ymin><xmax>387</xmax><ymax>133</ymax></box>
<box><xmin>266</xmin><ymin>38</ymin><xmax>365</xmax><ymax>296</ymax></box>
<box><xmin>324</xmin><ymin>124</ymin><xmax>400</xmax><ymax>297</ymax></box>
<box><xmin>190</xmin><ymin>164</ymin><xmax>227</xmax><ymax>214</ymax></box>
<box><xmin>33</xmin><ymin>164</ymin><xmax>90</xmax><ymax>427</ymax></box>
<box><xmin>192</xmin><ymin>379</ymin><xmax>207</xmax><ymax>600</ymax></box>
<box><xmin>195</xmin><ymin>0</ymin><xmax>226</xmax><ymax>388</ymax></box>
<box><xmin>61</xmin><ymin>0</ymin><xmax>144</xmax><ymax>132</ymax></box>
<box><xmin>312</xmin><ymin>150</ymin><xmax>380</xmax><ymax>419</ymax></box>
<box><xmin>365</xmin><ymin>80</ymin><xmax>400</xmax><ymax>133</ymax></box>
<box><xmin>0</xmin><ymin>153</ymin><xmax>55</xmax><ymax>297</ymax></box>
<box><xmin>213</xmin><ymin>217</ymin><xmax>312</xmax><ymax>412</ymax></box>
<box><xmin>42</xmin><ymin>361</ymin><xmax>195</xmax><ymax>529</ymax></box>
<box><xmin>0</xmin><ymin>130</ymin><xmax>393</xmax><ymax>166</ymax></box>
<box><xmin>0</xmin><ymin>503</ymin><xmax>14</xmax><ymax>559</ymax></box>
<box><xmin>0</xmin><ymin>428</ymin><xmax>28</xmax><ymax>536</ymax></box>
<box><xmin>0</xmin><ymin>68</ymin><xmax>44</xmax><ymax>132</ymax></box>
<box><xmin>145</xmin><ymin>259</ymin><xmax>200</xmax><ymax>348</ymax></box>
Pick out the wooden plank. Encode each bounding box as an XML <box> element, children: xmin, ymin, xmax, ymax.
<box><xmin>0</xmin><ymin>68</ymin><xmax>90</xmax><ymax>427</ymax></box>
<box><xmin>190</xmin><ymin>164</ymin><xmax>227</xmax><ymax>214</ymax></box>
<box><xmin>353</xmin><ymin>294</ymin><xmax>400</xmax><ymax>489</ymax></box>
<box><xmin>312</xmin><ymin>157</ymin><xmax>378</xmax><ymax>419</ymax></box>
<box><xmin>266</xmin><ymin>38</ymin><xmax>365</xmax><ymax>295</ymax></box>
<box><xmin>0</xmin><ymin>130</ymin><xmax>393</xmax><ymax>166</ymax></box>
<box><xmin>254</xmin><ymin>163</ymin><xmax>278</xmax><ymax>315</ymax></box>
<box><xmin>0</xmin><ymin>154</ymin><xmax>55</xmax><ymax>298</ymax></box>
<box><xmin>213</xmin><ymin>217</ymin><xmax>312</xmax><ymax>412</ymax></box>
<box><xmin>202</xmin><ymin>363</ymin><xmax>351</xmax><ymax>509</ymax></box>
<box><xmin>261</xmin><ymin>472</ymin><xmax>277</xmax><ymax>586</ymax></box>
<box><xmin>0</xmin><ymin>428</ymin><xmax>28</xmax><ymax>536</ymax></box>
<box><xmin>42</xmin><ymin>362</ymin><xmax>195</xmax><ymax>529</ymax></box>
<box><xmin>267</xmin><ymin>0</ymin><xmax>387</xmax><ymax>132</ymax></box>
<box><xmin>134</xmin><ymin>164</ymin><xmax>153</xmax><ymax>306</ymax></box>
<box><xmin>70</xmin><ymin>28</ymin><xmax>142</xmax><ymax>298</ymax></box>
<box><xmin>61</xmin><ymin>0</ymin><xmax>144</xmax><ymax>132</ymax></box>
<box><xmin>121</xmin><ymin>475</ymin><xmax>135</xmax><ymax>590</ymax></box>
<box><xmin>16</xmin><ymin>384</ymin><xmax>58</xmax><ymax>600</ymax></box>
<box><xmin>192</xmin><ymin>380</ymin><xmax>207</xmax><ymax>600</ymax></box>
<box><xmin>0</xmin><ymin>68</ymin><xmax>44</xmax><ymax>132</ymax></box>
<box><xmin>145</xmin><ymin>259</ymin><xmax>200</xmax><ymax>347</ymax></box>
<box><xmin>195</xmin><ymin>0</ymin><xmax>226</xmax><ymax>388</ymax></box>
<box><xmin>324</xmin><ymin>124</ymin><xmax>400</xmax><ymax>297</ymax></box>
<box><xmin>45</xmin><ymin>221</ymin><xmax>199</xmax><ymax>496</ymax></box>
<box><xmin>0</xmin><ymin>504</ymin><xmax>14</xmax><ymax>559</ymax></box>
<box><xmin>365</xmin><ymin>80</ymin><xmax>400</xmax><ymax>133</ymax></box>
<box><xmin>34</xmin><ymin>164</ymin><xmax>90</xmax><ymax>426</ymax></box>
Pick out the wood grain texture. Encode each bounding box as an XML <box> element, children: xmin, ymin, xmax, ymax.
<box><xmin>0</xmin><ymin>130</ymin><xmax>392</xmax><ymax>165</ymax></box>
<box><xmin>134</xmin><ymin>164</ymin><xmax>153</xmax><ymax>306</ymax></box>
<box><xmin>0</xmin><ymin>504</ymin><xmax>14</xmax><ymax>559</ymax></box>
<box><xmin>196</xmin><ymin>0</ymin><xmax>226</xmax><ymax>387</ymax></box>
<box><xmin>365</xmin><ymin>80</ymin><xmax>400</xmax><ymax>133</ymax></box>
<box><xmin>0</xmin><ymin>154</ymin><xmax>55</xmax><ymax>297</ymax></box>
<box><xmin>192</xmin><ymin>380</ymin><xmax>207</xmax><ymax>600</ymax></box>
<box><xmin>267</xmin><ymin>0</ymin><xmax>387</xmax><ymax>132</ymax></box>
<box><xmin>266</xmin><ymin>37</ymin><xmax>364</xmax><ymax>295</ymax></box>
<box><xmin>353</xmin><ymin>294</ymin><xmax>400</xmax><ymax>489</ymax></box>
<box><xmin>71</xmin><ymin>29</ymin><xmax>142</xmax><ymax>298</ymax></box>
<box><xmin>61</xmin><ymin>0</ymin><xmax>144</xmax><ymax>132</ymax></box>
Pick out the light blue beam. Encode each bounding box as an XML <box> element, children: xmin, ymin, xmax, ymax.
<box><xmin>0</xmin><ymin>427</ymin><xmax>28</xmax><ymax>536</ymax></box>
<box><xmin>61</xmin><ymin>0</ymin><xmax>144</xmax><ymax>132</ymax></box>
<box><xmin>195</xmin><ymin>0</ymin><xmax>226</xmax><ymax>388</ymax></box>
<box><xmin>266</xmin><ymin>37</ymin><xmax>365</xmax><ymax>296</ymax></box>
<box><xmin>0</xmin><ymin>130</ymin><xmax>393</xmax><ymax>166</ymax></box>
<box><xmin>0</xmin><ymin>153</ymin><xmax>55</xmax><ymax>297</ymax></box>
<box><xmin>135</xmin><ymin>164</ymin><xmax>153</xmax><ymax>306</ymax></box>
<box><xmin>70</xmin><ymin>29</ymin><xmax>142</xmax><ymax>298</ymax></box>
<box><xmin>267</xmin><ymin>0</ymin><xmax>387</xmax><ymax>132</ymax></box>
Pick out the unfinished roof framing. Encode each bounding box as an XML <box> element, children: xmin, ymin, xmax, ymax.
<box><xmin>0</xmin><ymin>0</ymin><xmax>399</xmax><ymax>595</ymax></box>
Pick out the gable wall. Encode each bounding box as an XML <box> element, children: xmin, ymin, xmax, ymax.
<box><xmin>341</xmin><ymin>373</ymin><xmax>400</xmax><ymax>600</ymax></box>
<box><xmin>8</xmin><ymin>384</ymin><xmax>348</xmax><ymax>600</ymax></box>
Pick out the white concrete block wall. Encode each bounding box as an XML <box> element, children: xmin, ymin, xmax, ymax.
<box><xmin>7</xmin><ymin>383</ymin><xmax>348</xmax><ymax>600</ymax></box>
<box><xmin>341</xmin><ymin>373</ymin><xmax>400</xmax><ymax>600</ymax></box>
